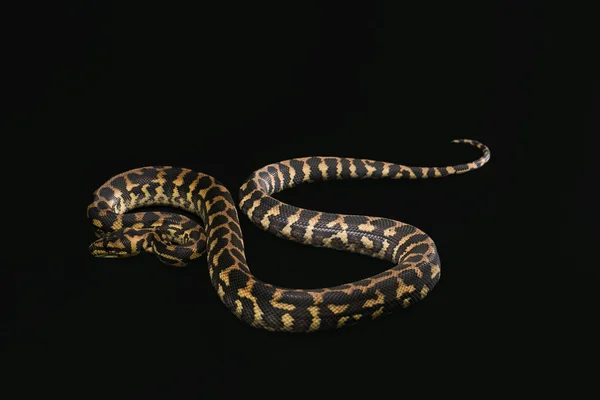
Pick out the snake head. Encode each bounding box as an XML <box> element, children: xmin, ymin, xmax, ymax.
<box><xmin>89</xmin><ymin>226</ymin><xmax>207</xmax><ymax>266</ymax></box>
<box><xmin>89</xmin><ymin>228</ymin><xmax>146</xmax><ymax>258</ymax></box>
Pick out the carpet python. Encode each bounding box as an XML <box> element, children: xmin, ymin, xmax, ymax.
<box><xmin>87</xmin><ymin>139</ymin><xmax>490</xmax><ymax>332</ymax></box>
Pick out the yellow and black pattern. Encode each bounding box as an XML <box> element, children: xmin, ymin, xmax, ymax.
<box><xmin>87</xmin><ymin>139</ymin><xmax>490</xmax><ymax>332</ymax></box>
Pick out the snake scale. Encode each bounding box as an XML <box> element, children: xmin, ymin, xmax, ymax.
<box><xmin>87</xmin><ymin>139</ymin><xmax>490</xmax><ymax>332</ymax></box>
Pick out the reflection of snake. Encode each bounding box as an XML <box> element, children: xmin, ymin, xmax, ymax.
<box><xmin>87</xmin><ymin>139</ymin><xmax>490</xmax><ymax>332</ymax></box>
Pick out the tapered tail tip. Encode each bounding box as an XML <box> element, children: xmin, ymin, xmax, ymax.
<box><xmin>451</xmin><ymin>138</ymin><xmax>488</xmax><ymax>150</ymax></box>
<box><xmin>450</xmin><ymin>138</ymin><xmax>491</xmax><ymax>165</ymax></box>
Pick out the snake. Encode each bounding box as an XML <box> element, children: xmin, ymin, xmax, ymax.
<box><xmin>87</xmin><ymin>139</ymin><xmax>490</xmax><ymax>332</ymax></box>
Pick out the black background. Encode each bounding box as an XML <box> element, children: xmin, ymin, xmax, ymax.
<box><xmin>10</xmin><ymin>1</ymin><xmax>597</xmax><ymax>397</ymax></box>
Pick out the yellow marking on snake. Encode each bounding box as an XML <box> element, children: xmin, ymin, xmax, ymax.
<box><xmin>396</xmin><ymin>281</ymin><xmax>416</xmax><ymax>299</ymax></box>
<box><xmin>235</xmin><ymin>299</ymin><xmax>243</xmax><ymax>316</ymax></box>
<box><xmin>364</xmin><ymin>290</ymin><xmax>385</xmax><ymax>307</ymax></box>
<box><xmin>349</xmin><ymin>161</ymin><xmax>358</xmax><ymax>178</ymax></box>
<box><xmin>271</xmin><ymin>298</ymin><xmax>296</xmax><ymax>311</ymax></box>
<box><xmin>372</xmin><ymin>307</ymin><xmax>384</xmax><ymax>319</ymax></box>
<box><xmin>318</xmin><ymin>159</ymin><xmax>328</xmax><ymax>179</ymax></box>
<box><xmin>219</xmin><ymin>266</ymin><xmax>236</xmax><ymax>286</ymax></box>
<box><xmin>365</xmin><ymin>163</ymin><xmax>376</xmax><ymax>177</ymax></box>
<box><xmin>260</xmin><ymin>204</ymin><xmax>281</xmax><ymax>229</ymax></box>
<box><xmin>307</xmin><ymin>306</ymin><xmax>321</xmax><ymax>331</ymax></box>
<box><xmin>282</xmin><ymin>313</ymin><xmax>294</xmax><ymax>329</ymax></box>
<box><xmin>303</xmin><ymin>214</ymin><xmax>322</xmax><ymax>243</ymax></box>
<box><xmin>173</xmin><ymin>170</ymin><xmax>188</xmax><ymax>186</ymax></box>
<box><xmin>237</xmin><ymin>280</ymin><xmax>263</xmax><ymax>324</ymax></box>
<box><xmin>358</xmin><ymin>223</ymin><xmax>375</xmax><ymax>232</ymax></box>
<box><xmin>327</xmin><ymin>304</ymin><xmax>349</xmax><ymax>314</ymax></box>
<box><xmin>361</xmin><ymin>236</ymin><xmax>374</xmax><ymax>249</ymax></box>
<box><xmin>302</xmin><ymin>162</ymin><xmax>311</xmax><ymax>182</ymax></box>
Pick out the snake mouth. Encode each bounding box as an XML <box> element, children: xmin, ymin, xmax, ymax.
<box><xmin>89</xmin><ymin>250</ymin><xmax>130</xmax><ymax>258</ymax></box>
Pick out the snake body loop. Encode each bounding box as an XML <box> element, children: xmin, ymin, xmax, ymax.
<box><xmin>87</xmin><ymin>139</ymin><xmax>490</xmax><ymax>332</ymax></box>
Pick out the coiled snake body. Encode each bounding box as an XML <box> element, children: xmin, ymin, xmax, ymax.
<box><xmin>87</xmin><ymin>139</ymin><xmax>490</xmax><ymax>332</ymax></box>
